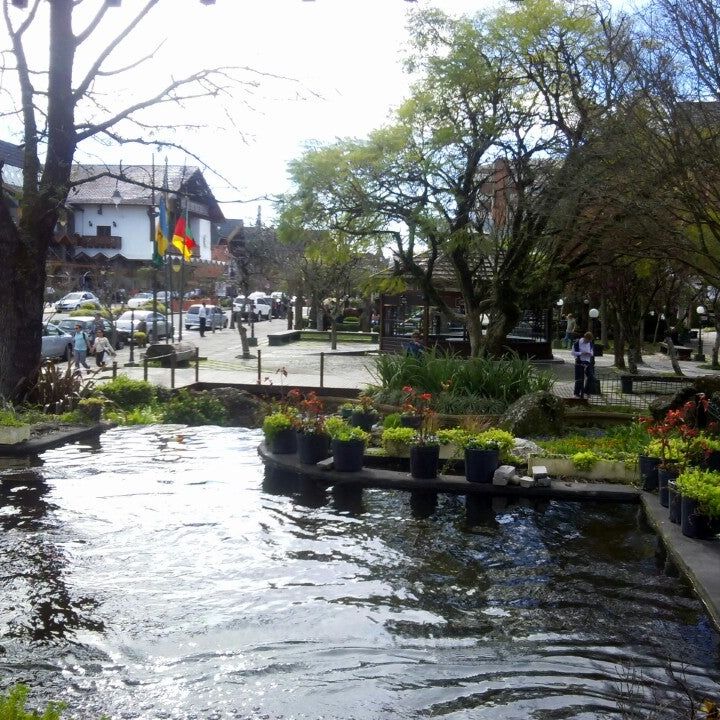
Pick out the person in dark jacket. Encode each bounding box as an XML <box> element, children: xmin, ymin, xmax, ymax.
<box><xmin>571</xmin><ymin>332</ymin><xmax>595</xmax><ymax>398</ymax></box>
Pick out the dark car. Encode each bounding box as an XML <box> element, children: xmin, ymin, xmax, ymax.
<box><xmin>57</xmin><ymin>316</ymin><xmax>128</xmax><ymax>350</ymax></box>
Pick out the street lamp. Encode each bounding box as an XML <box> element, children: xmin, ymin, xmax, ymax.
<box><xmin>695</xmin><ymin>305</ymin><xmax>706</xmax><ymax>362</ymax></box>
<box><xmin>124</xmin><ymin>308</ymin><xmax>139</xmax><ymax>367</ymax></box>
<box><xmin>589</xmin><ymin>307</ymin><xmax>600</xmax><ymax>338</ymax></box>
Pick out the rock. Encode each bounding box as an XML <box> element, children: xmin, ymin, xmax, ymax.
<box><xmin>512</xmin><ymin>438</ymin><xmax>543</xmax><ymax>460</ymax></box>
<box><xmin>205</xmin><ymin>387</ymin><xmax>265</xmax><ymax>427</ymax></box>
<box><xmin>531</xmin><ymin>465</ymin><xmax>548</xmax><ymax>480</ymax></box>
<box><xmin>519</xmin><ymin>476</ymin><xmax>536</xmax><ymax>488</ymax></box>
<box><xmin>498</xmin><ymin>391</ymin><xmax>565</xmax><ymax>437</ymax></box>
<box><xmin>493</xmin><ymin>465</ymin><xmax>516</xmax><ymax>486</ymax></box>
<box><xmin>648</xmin><ymin>376</ymin><xmax>720</xmax><ymax>420</ymax></box>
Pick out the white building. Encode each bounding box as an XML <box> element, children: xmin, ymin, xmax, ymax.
<box><xmin>50</xmin><ymin>164</ymin><xmax>225</xmax><ymax>289</ymax></box>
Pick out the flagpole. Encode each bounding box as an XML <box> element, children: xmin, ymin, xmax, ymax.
<box><xmin>178</xmin><ymin>194</ymin><xmax>186</xmax><ymax>341</ymax></box>
<box><xmin>150</xmin><ymin>155</ymin><xmax>158</xmax><ymax>344</ymax></box>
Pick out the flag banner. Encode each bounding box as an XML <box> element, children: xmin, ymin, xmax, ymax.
<box><xmin>156</xmin><ymin>197</ymin><xmax>169</xmax><ymax>256</ymax></box>
<box><xmin>172</xmin><ymin>216</ymin><xmax>193</xmax><ymax>261</ymax></box>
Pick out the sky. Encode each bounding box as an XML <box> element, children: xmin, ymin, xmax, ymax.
<box><xmin>2</xmin><ymin>0</ymin><xmax>502</xmax><ymax>226</ymax></box>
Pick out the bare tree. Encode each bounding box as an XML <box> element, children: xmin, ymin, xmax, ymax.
<box><xmin>0</xmin><ymin>0</ymin><xmax>258</xmax><ymax>400</ymax></box>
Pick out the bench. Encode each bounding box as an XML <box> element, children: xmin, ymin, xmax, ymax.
<box><xmin>268</xmin><ymin>330</ymin><xmax>301</xmax><ymax>346</ymax></box>
<box><xmin>620</xmin><ymin>374</ymin><xmax>693</xmax><ymax>394</ymax></box>
<box><xmin>659</xmin><ymin>342</ymin><xmax>693</xmax><ymax>361</ymax></box>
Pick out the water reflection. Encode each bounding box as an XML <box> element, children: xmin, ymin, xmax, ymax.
<box><xmin>0</xmin><ymin>426</ymin><xmax>716</xmax><ymax>720</ymax></box>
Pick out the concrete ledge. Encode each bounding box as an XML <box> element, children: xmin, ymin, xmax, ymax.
<box><xmin>641</xmin><ymin>491</ymin><xmax>720</xmax><ymax>631</ymax></box>
<box><xmin>259</xmin><ymin>443</ymin><xmax>639</xmax><ymax>502</ymax></box>
<box><xmin>528</xmin><ymin>455</ymin><xmax>637</xmax><ymax>483</ymax></box>
<box><xmin>0</xmin><ymin>422</ymin><xmax>112</xmax><ymax>457</ymax></box>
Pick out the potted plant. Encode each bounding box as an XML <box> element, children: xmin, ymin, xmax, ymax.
<box><xmin>690</xmin><ymin>433</ymin><xmax>720</xmax><ymax>472</ymax></box>
<box><xmin>77</xmin><ymin>396</ymin><xmax>105</xmax><ymax>423</ymax></box>
<box><xmin>399</xmin><ymin>386</ymin><xmax>425</xmax><ymax>428</ymax></box>
<box><xmin>325</xmin><ymin>416</ymin><xmax>370</xmax><ymax>472</ymax></box>
<box><xmin>675</xmin><ymin>467</ymin><xmax>720</xmax><ymax>539</ymax></box>
<box><xmin>381</xmin><ymin>425</ymin><xmax>416</xmax><ymax>457</ymax></box>
<box><xmin>405</xmin><ymin>391</ymin><xmax>440</xmax><ymax>479</ymax></box>
<box><xmin>0</xmin><ymin>407</ymin><xmax>31</xmax><ymax>445</ymax></box>
<box><xmin>339</xmin><ymin>402</ymin><xmax>355</xmax><ymax>420</ymax></box>
<box><xmin>348</xmin><ymin>393</ymin><xmax>378</xmax><ymax>432</ymax></box>
<box><xmin>463</xmin><ymin>433</ymin><xmax>500</xmax><ymax>484</ymax></box>
<box><xmin>295</xmin><ymin>391</ymin><xmax>330</xmax><ymax>465</ymax></box>
<box><xmin>262</xmin><ymin>411</ymin><xmax>298</xmax><ymax>454</ymax></box>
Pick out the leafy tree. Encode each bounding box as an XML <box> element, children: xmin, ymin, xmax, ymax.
<box><xmin>0</xmin><ymin>0</ymin><xmax>245</xmax><ymax>400</ymax></box>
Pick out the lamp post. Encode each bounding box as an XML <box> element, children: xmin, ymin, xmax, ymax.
<box><xmin>589</xmin><ymin>307</ymin><xmax>600</xmax><ymax>338</ymax></box>
<box><xmin>695</xmin><ymin>305</ymin><xmax>706</xmax><ymax>362</ymax></box>
<box><xmin>124</xmin><ymin>307</ymin><xmax>139</xmax><ymax>367</ymax></box>
<box><xmin>555</xmin><ymin>299</ymin><xmax>564</xmax><ymax>344</ymax></box>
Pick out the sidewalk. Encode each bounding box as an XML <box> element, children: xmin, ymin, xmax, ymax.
<box><xmin>94</xmin><ymin>321</ymin><xmax>719</xmax><ymax>396</ymax></box>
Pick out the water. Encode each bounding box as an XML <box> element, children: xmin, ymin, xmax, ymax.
<box><xmin>0</xmin><ymin>426</ymin><xmax>718</xmax><ymax>719</ymax></box>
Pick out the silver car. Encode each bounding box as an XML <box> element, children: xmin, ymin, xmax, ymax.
<box><xmin>41</xmin><ymin>322</ymin><xmax>73</xmax><ymax>362</ymax></box>
<box><xmin>55</xmin><ymin>291</ymin><xmax>101</xmax><ymax>312</ymax></box>
<box><xmin>116</xmin><ymin>310</ymin><xmax>173</xmax><ymax>340</ymax></box>
<box><xmin>185</xmin><ymin>304</ymin><xmax>228</xmax><ymax>331</ymax></box>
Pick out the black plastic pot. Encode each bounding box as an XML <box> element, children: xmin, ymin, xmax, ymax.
<box><xmin>399</xmin><ymin>414</ymin><xmax>423</xmax><ymax>429</ymax></box>
<box><xmin>268</xmin><ymin>428</ymin><xmax>297</xmax><ymax>455</ymax></box>
<box><xmin>410</xmin><ymin>444</ymin><xmax>440</xmax><ymax>479</ymax></box>
<box><xmin>667</xmin><ymin>482</ymin><xmax>681</xmax><ymax>524</ymax></box>
<box><xmin>349</xmin><ymin>411</ymin><xmax>377</xmax><ymax>432</ymax></box>
<box><xmin>464</xmin><ymin>448</ymin><xmax>499</xmax><ymax>484</ymax></box>
<box><xmin>680</xmin><ymin>495</ymin><xmax>714</xmax><ymax>539</ymax></box>
<box><xmin>638</xmin><ymin>455</ymin><xmax>660</xmax><ymax>492</ymax></box>
<box><xmin>331</xmin><ymin>438</ymin><xmax>365</xmax><ymax>472</ymax></box>
<box><xmin>296</xmin><ymin>432</ymin><xmax>330</xmax><ymax>465</ymax></box>
<box><xmin>657</xmin><ymin>466</ymin><xmax>678</xmax><ymax>508</ymax></box>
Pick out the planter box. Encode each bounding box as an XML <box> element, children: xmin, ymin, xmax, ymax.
<box><xmin>0</xmin><ymin>425</ymin><xmax>31</xmax><ymax>445</ymax></box>
<box><xmin>527</xmin><ymin>455</ymin><xmax>636</xmax><ymax>482</ymax></box>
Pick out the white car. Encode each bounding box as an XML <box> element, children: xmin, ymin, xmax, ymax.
<box><xmin>55</xmin><ymin>291</ymin><xmax>101</xmax><ymax>312</ymax></box>
<box><xmin>185</xmin><ymin>304</ymin><xmax>228</xmax><ymax>331</ymax></box>
<box><xmin>127</xmin><ymin>291</ymin><xmax>171</xmax><ymax>309</ymax></box>
<box><xmin>232</xmin><ymin>296</ymin><xmax>271</xmax><ymax>321</ymax></box>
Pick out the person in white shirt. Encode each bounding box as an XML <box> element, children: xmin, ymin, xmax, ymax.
<box><xmin>571</xmin><ymin>331</ymin><xmax>595</xmax><ymax>398</ymax></box>
<box><xmin>198</xmin><ymin>303</ymin><xmax>207</xmax><ymax>337</ymax></box>
<box><xmin>91</xmin><ymin>329</ymin><xmax>116</xmax><ymax>368</ymax></box>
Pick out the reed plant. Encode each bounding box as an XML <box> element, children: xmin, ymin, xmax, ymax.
<box><xmin>369</xmin><ymin>349</ymin><xmax>553</xmax><ymax>411</ymax></box>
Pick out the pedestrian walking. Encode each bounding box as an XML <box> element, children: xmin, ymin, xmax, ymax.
<box><xmin>198</xmin><ymin>302</ymin><xmax>207</xmax><ymax>337</ymax></box>
<box><xmin>406</xmin><ymin>331</ymin><xmax>426</xmax><ymax>358</ymax></box>
<box><xmin>571</xmin><ymin>331</ymin><xmax>595</xmax><ymax>398</ymax></box>
<box><xmin>91</xmin><ymin>328</ymin><xmax>116</xmax><ymax>368</ymax></box>
<box><xmin>72</xmin><ymin>323</ymin><xmax>91</xmax><ymax>371</ymax></box>
<box><xmin>563</xmin><ymin>313</ymin><xmax>576</xmax><ymax>349</ymax></box>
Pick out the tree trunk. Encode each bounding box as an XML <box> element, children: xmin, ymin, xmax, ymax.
<box><xmin>712</xmin><ymin>319</ymin><xmax>720</xmax><ymax>369</ymax></box>
<box><xmin>466</xmin><ymin>312</ymin><xmax>483</xmax><ymax>357</ymax></box>
<box><xmin>236</xmin><ymin>321</ymin><xmax>251</xmax><ymax>359</ymax></box>
<box><xmin>663</xmin><ymin>335</ymin><xmax>684</xmax><ymax>375</ymax></box>
<box><xmin>612</xmin><ymin>310</ymin><xmax>627</xmax><ymax>370</ymax></box>
<box><xmin>330</xmin><ymin>318</ymin><xmax>338</xmax><ymax>350</ymax></box>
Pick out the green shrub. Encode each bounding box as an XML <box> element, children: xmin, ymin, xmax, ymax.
<box><xmin>0</xmin><ymin>685</ymin><xmax>66</xmax><ymax>720</ymax></box>
<box><xmin>106</xmin><ymin>406</ymin><xmax>164</xmax><ymax>425</ymax></box>
<box><xmin>0</xmin><ymin>407</ymin><xmax>25</xmax><ymax>427</ymax></box>
<box><xmin>676</xmin><ymin>467</ymin><xmax>720</xmax><ymax>517</ymax></box>
<box><xmin>382</xmin><ymin>412</ymin><xmax>402</xmax><ymax>428</ymax></box>
<box><xmin>325</xmin><ymin>416</ymin><xmax>370</xmax><ymax>443</ymax></box>
<box><xmin>436</xmin><ymin>428</ymin><xmax>470</xmax><ymax>446</ymax></box>
<box><xmin>161</xmin><ymin>389</ymin><xmax>229</xmax><ymax>426</ymax></box>
<box><xmin>100</xmin><ymin>376</ymin><xmax>156</xmax><ymax>410</ymax></box>
<box><xmin>262</xmin><ymin>411</ymin><xmax>295</xmax><ymax>440</ymax></box>
<box><xmin>381</xmin><ymin>426</ymin><xmax>416</xmax><ymax>447</ymax></box>
<box><xmin>571</xmin><ymin>450</ymin><xmax>600</xmax><ymax>471</ymax></box>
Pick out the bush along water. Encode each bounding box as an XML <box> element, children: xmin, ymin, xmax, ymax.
<box><xmin>369</xmin><ymin>349</ymin><xmax>554</xmax><ymax>413</ymax></box>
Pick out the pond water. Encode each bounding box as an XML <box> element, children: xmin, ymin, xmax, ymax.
<box><xmin>0</xmin><ymin>426</ymin><xmax>718</xmax><ymax>719</ymax></box>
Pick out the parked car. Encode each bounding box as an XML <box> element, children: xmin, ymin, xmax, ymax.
<box><xmin>116</xmin><ymin>310</ymin><xmax>173</xmax><ymax>340</ymax></box>
<box><xmin>55</xmin><ymin>291</ymin><xmax>101</xmax><ymax>312</ymax></box>
<box><xmin>57</xmin><ymin>316</ymin><xmax>128</xmax><ymax>350</ymax></box>
<box><xmin>233</xmin><ymin>296</ymin><xmax>272</xmax><ymax>321</ymax></box>
<box><xmin>127</xmin><ymin>291</ymin><xmax>172</xmax><ymax>309</ymax></box>
<box><xmin>185</xmin><ymin>304</ymin><xmax>228</xmax><ymax>331</ymax></box>
<box><xmin>41</xmin><ymin>322</ymin><xmax>73</xmax><ymax>362</ymax></box>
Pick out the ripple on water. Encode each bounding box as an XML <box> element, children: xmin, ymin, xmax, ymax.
<box><xmin>0</xmin><ymin>426</ymin><xmax>717</xmax><ymax>719</ymax></box>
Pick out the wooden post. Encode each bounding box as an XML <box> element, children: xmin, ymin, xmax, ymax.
<box><xmin>171</xmin><ymin>352</ymin><xmax>176</xmax><ymax>388</ymax></box>
<box><xmin>195</xmin><ymin>346</ymin><xmax>199</xmax><ymax>382</ymax></box>
<box><xmin>320</xmin><ymin>352</ymin><xmax>325</xmax><ymax>388</ymax></box>
<box><xmin>143</xmin><ymin>356</ymin><xmax>148</xmax><ymax>381</ymax></box>
<box><xmin>257</xmin><ymin>348</ymin><xmax>262</xmax><ymax>384</ymax></box>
